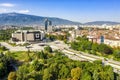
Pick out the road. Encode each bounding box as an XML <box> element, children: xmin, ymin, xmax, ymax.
<box><xmin>48</xmin><ymin>41</ymin><xmax>120</xmax><ymax>74</ymax></box>
<box><xmin>1</xmin><ymin>41</ymin><xmax>120</xmax><ymax>74</ymax></box>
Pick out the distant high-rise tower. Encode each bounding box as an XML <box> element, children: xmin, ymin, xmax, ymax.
<box><xmin>48</xmin><ymin>20</ymin><xmax>52</xmax><ymax>25</ymax></box>
<box><xmin>45</xmin><ymin>19</ymin><xmax>52</xmax><ymax>32</ymax></box>
<box><xmin>45</xmin><ymin>19</ymin><xmax>48</xmax><ymax>31</ymax></box>
<box><xmin>100</xmin><ymin>35</ymin><xmax>104</xmax><ymax>44</ymax></box>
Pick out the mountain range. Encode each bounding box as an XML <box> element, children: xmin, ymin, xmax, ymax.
<box><xmin>0</xmin><ymin>13</ymin><xmax>81</xmax><ymax>26</ymax></box>
<box><xmin>85</xmin><ymin>21</ymin><xmax>120</xmax><ymax>25</ymax></box>
<box><xmin>0</xmin><ymin>13</ymin><xmax>119</xmax><ymax>26</ymax></box>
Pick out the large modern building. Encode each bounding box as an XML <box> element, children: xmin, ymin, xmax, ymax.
<box><xmin>11</xmin><ymin>30</ymin><xmax>45</xmax><ymax>43</ymax></box>
<box><xmin>45</xmin><ymin>19</ymin><xmax>53</xmax><ymax>32</ymax></box>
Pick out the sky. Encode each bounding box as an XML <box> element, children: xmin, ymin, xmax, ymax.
<box><xmin>0</xmin><ymin>0</ymin><xmax>120</xmax><ymax>23</ymax></box>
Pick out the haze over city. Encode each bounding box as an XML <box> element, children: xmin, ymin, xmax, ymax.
<box><xmin>0</xmin><ymin>0</ymin><xmax>120</xmax><ymax>23</ymax></box>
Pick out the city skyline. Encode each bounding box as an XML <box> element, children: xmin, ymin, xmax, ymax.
<box><xmin>0</xmin><ymin>0</ymin><xmax>119</xmax><ymax>23</ymax></box>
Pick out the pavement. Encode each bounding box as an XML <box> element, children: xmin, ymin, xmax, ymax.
<box><xmin>0</xmin><ymin>42</ymin><xmax>45</xmax><ymax>51</ymax></box>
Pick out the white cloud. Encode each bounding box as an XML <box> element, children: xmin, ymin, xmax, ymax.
<box><xmin>0</xmin><ymin>8</ymin><xmax>7</xmax><ymax>13</ymax></box>
<box><xmin>18</xmin><ymin>10</ymin><xmax>30</xmax><ymax>13</ymax></box>
<box><xmin>0</xmin><ymin>8</ymin><xmax>30</xmax><ymax>14</ymax></box>
<box><xmin>0</xmin><ymin>3</ymin><xmax>15</xmax><ymax>7</ymax></box>
<box><xmin>0</xmin><ymin>3</ymin><xmax>30</xmax><ymax>14</ymax></box>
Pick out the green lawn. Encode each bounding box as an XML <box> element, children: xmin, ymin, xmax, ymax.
<box><xmin>11</xmin><ymin>51</ymin><xmax>35</xmax><ymax>62</ymax></box>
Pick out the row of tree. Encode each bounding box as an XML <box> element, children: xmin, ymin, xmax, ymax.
<box><xmin>7</xmin><ymin>49</ymin><xmax>119</xmax><ymax>80</ymax></box>
<box><xmin>46</xmin><ymin>32</ymin><xmax>70</xmax><ymax>43</ymax></box>
<box><xmin>46</xmin><ymin>34</ymin><xmax>67</xmax><ymax>41</ymax></box>
<box><xmin>0</xmin><ymin>46</ymin><xmax>8</xmax><ymax>51</ymax></box>
<box><xmin>71</xmin><ymin>37</ymin><xmax>113</xmax><ymax>55</ymax></box>
<box><xmin>71</xmin><ymin>36</ymin><xmax>120</xmax><ymax>61</ymax></box>
<box><xmin>0</xmin><ymin>52</ymin><xmax>15</xmax><ymax>77</ymax></box>
<box><xmin>0</xmin><ymin>29</ymin><xmax>16</xmax><ymax>41</ymax></box>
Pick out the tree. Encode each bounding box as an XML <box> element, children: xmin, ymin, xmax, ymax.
<box><xmin>35</xmin><ymin>51</ymin><xmax>45</xmax><ymax>59</ymax></box>
<box><xmin>8</xmin><ymin>72</ymin><xmax>16</xmax><ymax>80</ymax></box>
<box><xmin>93</xmin><ymin>70</ymin><xmax>99</xmax><ymax>80</ymax></box>
<box><xmin>0</xmin><ymin>62</ymin><xmax>7</xmax><ymax>77</ymax></box>
<box><xmin>16</xmin><ymin>65</ymin><xmax>30</xmax><ymax>80</ymax></box>
<box><xmin>27</xmin><ymin>71</ymin><xmax>42</xmax><ymax>80</ymax></box>
<box><xmin>58</xmin><ymin>64</ymin><xmax>70</xmax><ymax>79</ymax></box>
<box><xmin>81</xmin><ymin>71</ymin><xmax>92</xmax><ymax>80</ymax></box>
<box><xmin>117</xmin><ymin>74</ymin><xmax>120</xmax><ymax>80</ymax></box>
<box><xmin>49</xmin><ymin>63</ymin><xmax>59</xmax><ymax>79</ymax></box>
<box><xmin>0</xmin><ymin>53</ymin><xmax>15</xmax><ymax>78</ymax></box>
<box><xmin>104</xmin><ymin>66</ymin><xmax>114</xmax><ymax>80</ymax></box>
<box><xmin>92</xmin><ymin>43</ymin><xmax>99</xmax><ymax>52</ymax></box>
<box><xmin>98</xmin><ymin>44</ymin><xmax>113</xmax><ymax>54</ymax></box>
<box><xmin>0</xmin><ymin>46</ymin><xmax>8</xmax><ymax>51</ymax></box>
<box><xmin>31</xmin><ymin>60</ymin><xmax>44</xmax><ymax>71</ymax></box>
<box><xmin>71</xmin><ymin>67</ymin><xmax>82</xmax><ymax>80</ymax></box>
<box><xmin>44</xmin><ymin>46</ymin><xmax>52</xmax><ymax>53</ymax></box>
<box><xmin>99</xmin><ymin>71</ymin><xmax>107</xmax><ymax>80</ymax></box>
<box><xmin>43</xmin><ymin>68</ymin><xmax>53</xmax><ymax>80</ymax></box>
<box><xmin>0</xmin><ymin>29</ymin><xmax>16</xmax><ymax>41</ymax></box>
<box><xmin>114</xmin><ymin>51</ymin><xmax>120</xmax><ymax>58</ymax></box>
